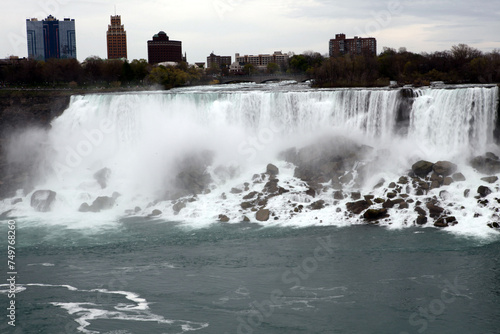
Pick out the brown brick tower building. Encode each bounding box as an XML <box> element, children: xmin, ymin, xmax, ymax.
<box><xmin>106</xmin><ymin>15</ymin><xmax>127</xmax><ymax>59</ymax></box>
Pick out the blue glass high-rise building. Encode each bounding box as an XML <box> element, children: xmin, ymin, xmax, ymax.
<box><xmin>26</xmin><ymin>15</ymin><xmax>77</xmax><ymax>61</ymax></box>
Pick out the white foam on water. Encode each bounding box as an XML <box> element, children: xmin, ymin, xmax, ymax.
<box><xmin>5</xmin><ymin>283</ymin><xmax>208</xmax><ymax>333</ymax></box>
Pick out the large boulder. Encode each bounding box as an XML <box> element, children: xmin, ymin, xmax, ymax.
<box><xmin>30</xmin><ymin>190</ymin><xmax>56</xmax><ymax>212</ymax></box>
<box><xmin>478</xmin><ymin>186</ymin><xmax>492</xmax><ymax>197</ymax></box>
<box><xmin>346</xmin><ymin>200</ymin><xmax>371</xmax><ymax>214</ymax></box>
<box><xmin>411</xmin><ymin>160</ymin><xmax>434</xmax><ymax>178</ymax></box>
<box><xmin>470</xmin><ymin>154</ymin><xmax>500</xmax><ymax>174</ymax></box>
<box><xmin>79</xmin><ymin>192</ymin><xmax>120</xmax><ymax>212</ymax></box>
<box><xmin>432</xmin><ymin>161</ymin><xmax>457</xmax><ymax>176</ymax></box>
<box><xmin>363</xmin><ymin>208</ymin><xmax>389</xmax><ymax>221</ymax></box>
<box><xmin>426</xmin><ymin>201</ymin><xmax>444</xmax><ymax>218</ymax></box>
<box><xmin>256</xmin><ymin>209</ymin><xmax>270</xmax><ymax>222</ymax></box>
<box><xmin>481</xmin><ymin>176</ymin><xmax>498</xmax><ymax>184</ymax></box>
<box><xmin>266</xmin><ymin>163</ymin><xmax>279</xmax><ymax>176</ymax></box>
<box><xmin>169</xmin><ymin>150</ymin><xmax>214</xmax><ymax>199</ymax></box>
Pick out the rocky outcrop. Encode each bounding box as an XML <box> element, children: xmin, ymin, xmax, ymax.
<box><xmin>280</xmin><ymin>136</ymin><xmax>373</xmax><ymax>193</ymax></box>
<box><xmin>167</xmin><ymin>150</ymin><xmax>214</xmax><ymax>200</ymax></box>
<box><xmin>78</xmin><ymin>192</ymin><xmax>120</xmax><ymax>212</ymax></box>
<box><xmin>411</xmin><ymin>160</ymin><xmax>434</xmax><ymax>177</ymax></box>
<box><xmin>30</xmin><ymin>190</ymin><xmax>56</xmax><ymax>212</ymax></box>
<box><xmin>0</xmin><ymin>91</ymin><xmax>71</xmax><ymax>200</ymax></box>
<box><xmin>470</xmin><ymin>153</ymin><xmax>500</xmax><ymax>174</ymax></box>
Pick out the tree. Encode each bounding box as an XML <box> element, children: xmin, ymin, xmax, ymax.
<box><xmin>243</xmin><ymin>64</ymin><xmax>256</xmax><ymax>75</ymax></box>
<box><xmin>267</xmin><ymin>62</ymin><xmax>279</xmax><ymax>74</ymax></box>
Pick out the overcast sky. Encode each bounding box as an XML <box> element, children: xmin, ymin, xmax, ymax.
<box><xmin>2</xmin><ymin>0</ymin><xmax>500</xmax><ymax>63</ymax></box>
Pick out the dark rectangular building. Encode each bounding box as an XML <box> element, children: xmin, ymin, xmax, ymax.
<box><xmin>329</xmin><ymin>33</ymin><xmax>376</xmax><ymax>57</ymax></box>
<box><xmin>147</xmin><ymin>31</ymin><xmax>183</xmax><ymax>64</ymax></box>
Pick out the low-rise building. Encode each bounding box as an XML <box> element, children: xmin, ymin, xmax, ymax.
<box><xmin>206</xmin><ymin>52</ymin><xmax>231</xmax><ymax>69</ymax></box>
<box><xmin>329</xmin><ymin>34</ymin><xmax>377</xmax><ymax>57</ymax></box>
<box><xmin>234</xmin><ymin>51</ymin><xmax>288</xmax><ymax>70</ymax></box>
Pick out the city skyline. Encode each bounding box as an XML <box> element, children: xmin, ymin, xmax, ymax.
<box><xmin>2</xmin><ymin>0</ymin><xmax>500</xmax><ymax>64</ymax></box>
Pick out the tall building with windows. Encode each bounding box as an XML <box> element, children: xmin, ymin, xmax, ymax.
<box><xmin>207</xmin><ymin>52</ymin><xmax>231</xmax><ymax>69</ymax></box>
<box><xmin>147</xmin><ymin>31</ymin><xmax>183</xmax><ymax>64</ymax></box>
<box><xmin>106</xmin><ymin>15</ymin><xmax>127</xmax><ymax>59</ymax></box>
<box><xmin>329</xmin><ymin>34</ymin><xmax>377</xmax><ymax>57</ymax></box>
<box><xmin>26</xmin><ymin>15</ymin><xmax>76</xmax><ymax>61</ymax></box>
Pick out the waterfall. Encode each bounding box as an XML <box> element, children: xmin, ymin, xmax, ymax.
<box><xmin>2</xmin><ymin>84</ymin><xmax>499</xmax><ymax>234</ymax></box>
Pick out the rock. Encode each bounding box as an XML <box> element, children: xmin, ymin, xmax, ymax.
<box><xmin>86</xmin><ymin>193</ymin><xmax>119</xmax><ymax>212</ymax></box>
<box><xmin>363</xmin><ymin>208</ymin><xmax>389</xmax><ymax>221</ymax></box>
<box><xmin>241</xmin><ymin>202</ymin><xmax>254</xmax><ymax>210</ymax></box>
<box><xmin>351</xmin><ymin>192</ymin><xmax>361</xmax><ymax>200</ymax></box>
<box><xmin>256</xmin><ymin>209</ymin><xmax>270</xmax><ymax>222</ymax></box>
<box><xmin>398</xmin><ymin>176</ymin><xmax>408</xmax><ymax>184</ymax></box>
<box><xmin>30</xmin><ymin>190</ymin><xmax>56</xmax><ymax>212</ymax></box>
<box><xmin>386</xmin><ymin>192</ymin><xmax>397</xmax><ymax>199</ymax></box>
<box><xmin>452</xmin><ymin>173</ymin><xmax>466</xmax><ymax>182</ymax></box>
<box><xmin>398</xmin><ymin>201</ymin><xmax>409</xmax><ymax>209</ymax></box>
<box><xmin>434</xmin><ymin>216</ymin><xmax>457</xmax><ymax>228</ymax></box>
<box><xmin>263</xmin><ymin>179</ymin><xmax>279</xmax><ymax>194</ymax></box>
<box><xmin>173</xmin><ymin>201</ymin><xmax>186</xmax><ymax>214</ymax></box>
<box><xmin>430</xmin><ymin>180</ymin><xmax>440</xmax><ymax>190</ymax></box>
<box><xmin>481</xmin><ymin>176</ymin><xmax>498</xmax><ymax>184</ymax></box>
<box><xmin>333</xmin><ymin>190</ymin><xmax>344</xmax><ymax>200</ymax></box>
<box><xmin>486</xmin><ymin>152</ymin><xmax>500</xmax><ymax>160</ymax></box>
<box><xmin>171</xmin><ymin>151</ymin><xmax>214</xmax><ymax>199</ymax></box>
<box><xmin>442</xmin><ymin>177</ymin><xmax>453</xmax><ymax>186</ymax></box>
<box><xmin>266</xmin><ymin>163</ymin><xmax>279</xmax><ymax>176</ymax></box>
<box><xmin>464</xmin><ymin>189</ymin><xmax>470</xmax><ymax>198</ymax></box>
<box><xmin>487</xmin><ymin>222</ymin><xmax>500</xmax><ymax>229</ymax></box>
<box><xmin>93</xmin><ymin>167</ymin><xmax>111</xmax><ymax>189</ymax></box>
<box><xmin>242</xmin><ymin>216</ymin><xmax>250</xmax><ymax>222</ymax></box>
<box><xmin>416</xmin><ymin>215</ymin><xmax>428</xmax><ymax>225</ymax></box>
<box><xmin>78</xmin><ymin>203</ymin><xmax>91</xmax><ymax>212</ymax></box>
<box><xmin>149</xmin><ymin>209</ymin><xmax>162</xmax><ymax>217</ymax></box>
<box><xmin>346</xmin><ymin>200</ymin><xmax>371</xmax><ymax>214</ymax></box>
<box><xmin>230</xmin><ymin>187</ymin><xmax>243</xmax><ymax>194</ymax></box>
<box><xmin>426</xmin><ymin>201</ymin><xmax>444</xmax><ymax>218</ymax></box>
<box><xmin>383</xmin><ymin>198</ymin><xmax>404</xmax><ymax>209</ymax></box>
<box><xmin>478</xmin><ymin>186</ymin><xmax>492</xmax><ymax>197</ymax></box>
<box><xmin>415</xmin><ymin>206</ymin><xmax>426</xmax><ymax>216</ymax></box>
<box><xmin>339</xmin><ymin>172</ymin><xmax>353</xmax><ymax>184</ymax></box>
<box><xmin>433</xmin><ymin>161</ymin><xmax>457</xmax><ymax>176</ymax></box>
<box><xmin>243</xmin><ymin>191</ymin><xmax>259</xmax><ymax>200</ymax></box>
<box><xmin>306</xmin><ymin>187</ymin><xmax>316</xmax><ymax>198</ymax></box>
<box><xmin>219</xmin><ymin>214</ymin><xmax>230</xmax><ymax>222</ymax></box>
<box><xmin>470</xmin><ymin>155</ymin><xmax>500</xmax><ymax>174</ymax></box>
<box><xmin>439</xmin><ymin>190</ymin><xmax>452</xmax><ymax>200</ymax></box>
<box><xmin>309</xmin><ymin>200</ymin><xmax>325</xmax><ymax>210</ymax></box>
<box><xmin>388</xmin><ymin>182</ymin><xmax>397</xmax><ymax>188</ymax></box>
<box><xmin>412</xmin><ymin>160</ymin><xmax>434</xmax><ymax>178</ymax></box>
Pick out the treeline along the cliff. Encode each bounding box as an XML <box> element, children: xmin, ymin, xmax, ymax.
<box><xmin>306</xmin><ymin>44</ymin><xmax>500</xmax><ymax>87</ymax></box>
<box><xmin>1</xmin><ymin>44</ymin><xmax>499</xmax><ymax>89</ymax></box>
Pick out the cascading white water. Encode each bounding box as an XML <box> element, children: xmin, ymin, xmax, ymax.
<box><xmin>2</xmin><ymin>84</ymin><xmax>499</xmax><ymax>235</ymax></box>
<box><xmin>409</xmin><ymin>86</ymin><xmax>499</xmax><ymax>158</ymax></box>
